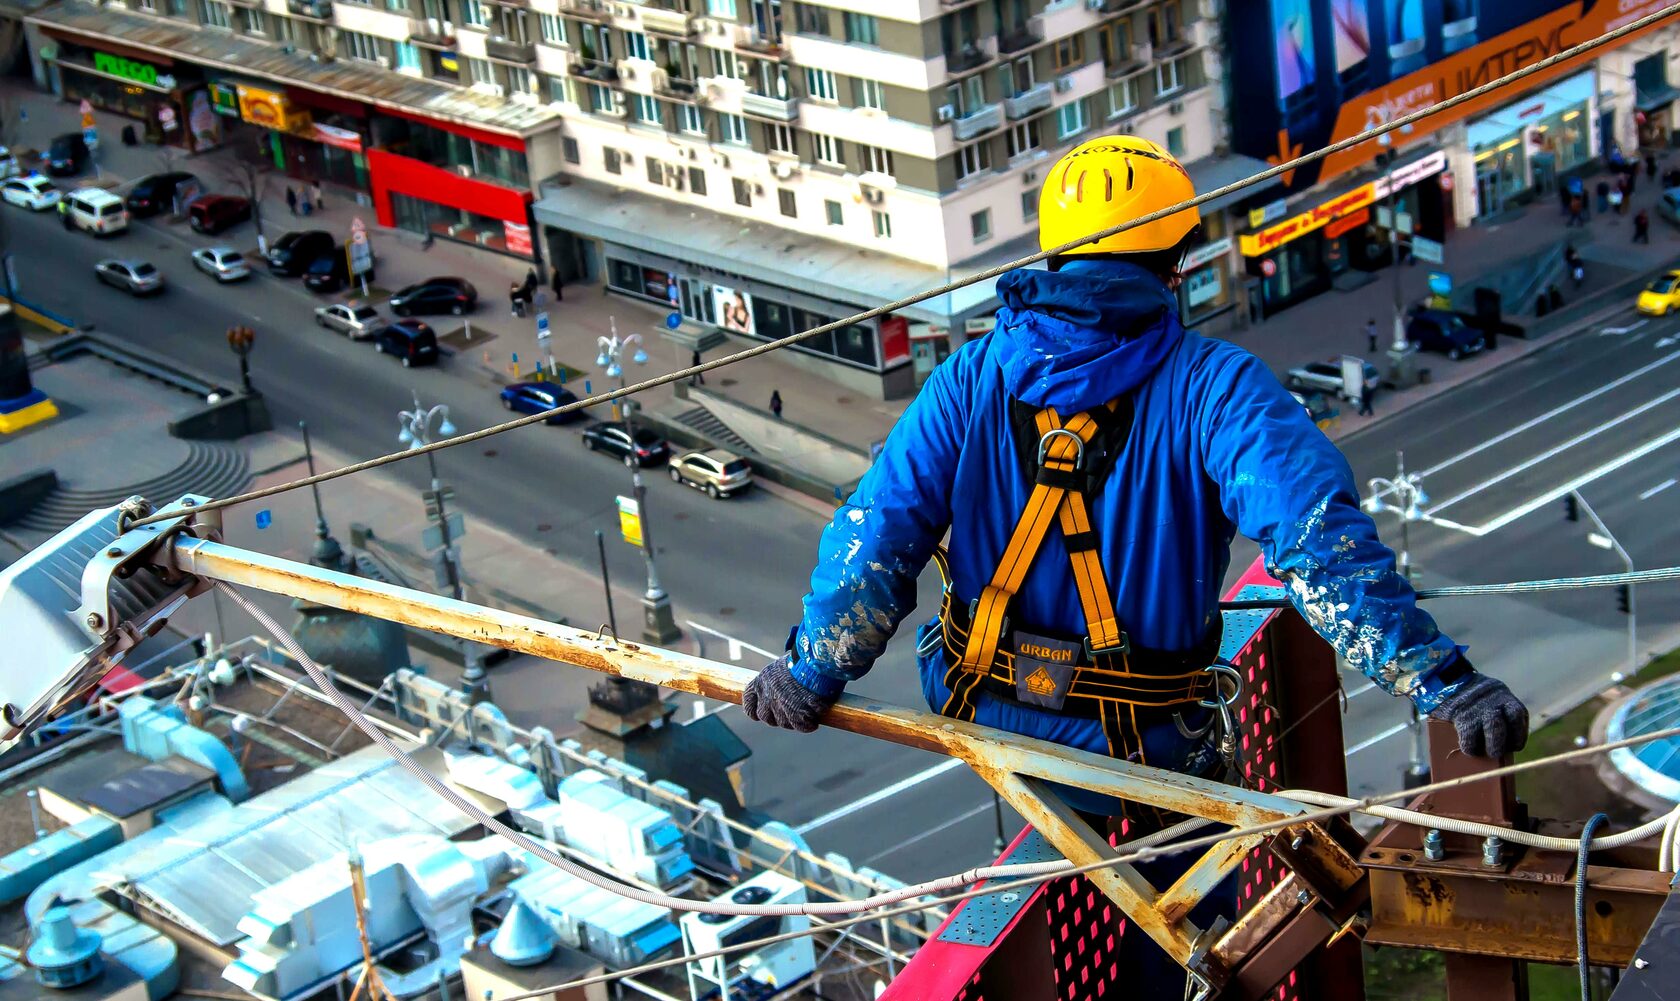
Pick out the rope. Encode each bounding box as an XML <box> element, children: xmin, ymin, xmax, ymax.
<box><xmin>1578</xmin><ymin>813</ymin><xmax>1611</xmax><ymax>1001</ymax></box>
<box><xmin>127</xmin><ymin>1</ymin><xmax>1680</xmax><ymax>531</ymax></box>
<box><xmin>1219</xmin><ymin>565</ymin><xmax>1680</xmax><ymax>609</ymax></box>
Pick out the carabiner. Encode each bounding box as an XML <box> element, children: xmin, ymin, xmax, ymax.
<box><xmin>1198</xmin><ymin>661</ymin><xmax>1245</xmax><ymax>710</ymax></box>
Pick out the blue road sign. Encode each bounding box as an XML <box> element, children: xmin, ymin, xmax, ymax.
<box><xmin>536</xmin><ymin>312</ymin><xmax>550</xmax><ymax>335</ymax></box>
<box><xmin>255</xmin><ymin>509</ymin><xmax>272</xmax><ymax>530</ymax></box>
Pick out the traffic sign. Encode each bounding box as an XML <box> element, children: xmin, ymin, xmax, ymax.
<box><xmin>422</xmin><ymin>487</ymin><xmax>455</xmax><ymax>521</ymax></box>
<box><xmin>536</xmin><ymin>311</ymin><xmax>550</xmax><ymax>340</ymax></box>
<box><xmin>255</xmin><ymin>509</ymin><xmax>272</xmax><ymax>530</ymax></box>
<box><xmin>421</xmin><ymin>513</ymin><xmax>465</xmax><ymax>551</ymax></box>
<box><xmin>665</xmin><ymin>312</ymin><xmax>682</xmax><ymax>329</ymax></box>
<box><xmin>82</xmin><ymin>126</ymin><xmax>98</xmax><ymax>152</ymax></box>
<box><xmin>616</xmin><ymin>495</ymin><xmax>643</xmax><ymax>548</ymax></box>
<box><xmin>348</xmin><ymin>218</ymin><xmax>373</xmax><ymax>275</ymax></box>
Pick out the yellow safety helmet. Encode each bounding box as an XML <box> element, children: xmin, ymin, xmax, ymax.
<box><xmin>1038</xmin><ymin>135</ymin><xmax>1199</xmax><ymax>258</ymax></box>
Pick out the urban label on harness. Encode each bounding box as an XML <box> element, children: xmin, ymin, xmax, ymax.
<box><xmin>1012</xmin><ymin>632</ymin><xmax>1082</xmax><ymax>711</ymax></box>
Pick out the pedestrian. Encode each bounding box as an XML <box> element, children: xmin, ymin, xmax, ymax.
<box><xmin>310</xmin><ymin>182</ymin><xmax>324</xmax><ymax>211</ymax></box>
<box><xmin>285</xmin><ymin>186</ymin><xmax>297</xmax><ymax>215</ymax></box>
<box><xmin>1597</xmin><ymin>180</ymin><xmax>1611</xmax><ymax>214</ymax></box>
<box><xmin>1609</xmin><ymin>184</ymin><xmax>1625</xmax><ymax>216</ymax></box>
<box><xmin>521</xmin><ymin>268</ymin><xmax>538</xmax><ymax>300</ymax></box>
<box><xmin>1634</xmin><ymin>209</ymin><xmax>1650</xmax><ymax>244</ymax></box>
<box><xmin>298</xmin><ymin>190</ymin><xmax>312</xmax><ymax>216</ymax></box>
<box><xmin>1549</xmin><ymin>284</ymin><xmax>1565</xmax><ymax>312</ymax></box>
<box><xmin>769</xmin><ymin>389</ymin><xmax>783</xmax><ymax>420</ymax></box>
<box><xmin>550</xmin><ymin>265</ymin><xmax>564</xmax><ymax>303</ymax></box>
<box><xmin>1365</xmin><ymin>317</ymin><xmax>1378</xmax><ymax>353</ymax></box>
<box><xmin>1567</xmin><ymin>195</ymin><xmax>1586</xmax><ymax>227</ymax></box>
<box><xmin>690</xmin><ymin>348</ymin><xmax>705</xmax><ymax>386</ymax></box>
<box><xmin>510</xmin><ymin>281</ymin><xmax>527</xmax><ymax>318</ymax></box>
<box><xmin>1558</xmin><ymin>183</ymin><xmax>1572</xmax><ymax>217</ymax></box>
<box><xmin>740</xmin><ymin>134</ymin><xmax>1527</xmax><ymax>1001</ymax></box>
<box><xmin>1357</xmin><ymin>386</ymin><xmax>1375</xmax><ymax>417</ymax></box>
<box><xmin>1648</xmin><ymin>153</ymin><xmax>1659</xmax><ymax>180</ymax></box>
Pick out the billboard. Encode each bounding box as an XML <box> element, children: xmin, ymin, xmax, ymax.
<box><xmin>1228</xmin><ymin>0</ymin><xmax>1679</xmax><ymax>191</ymax></box>
<box><xmin>711</xmin><ymin>284</ymin><xmax>756</xmax><ymax>337</ymax></box>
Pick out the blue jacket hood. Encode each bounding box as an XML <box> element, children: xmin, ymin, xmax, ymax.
<box><xmin>992</xmin><ymin>259</ymin><xmax>1182</xmax><ymax>412</ymax></box>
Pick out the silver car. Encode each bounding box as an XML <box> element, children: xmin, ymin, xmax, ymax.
<box><xmin>94</xmin><ymin>258</ymin><xmax>164</xmax><ymax>296</ymax></box>
<box><xmin>191</xmin><ymin>246</ymin><xmax>250</xmax><ymax>282</ymax></box>
<box><xmin>1285</xmin><ymin>360</ymin><xmax>1378</xmax><ymax>401</ymax></box>
<box><xmin>314</xmin><ymin>302</ymin><xmax>383</xmax><ymax>339</ymax></box>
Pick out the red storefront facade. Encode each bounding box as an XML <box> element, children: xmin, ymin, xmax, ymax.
<box><xmin>367</xmin><ymin>109</ymin><xmax>536</xmax><ymax>259</ymax></box>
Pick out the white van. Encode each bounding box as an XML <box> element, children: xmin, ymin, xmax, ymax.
<box><xmin>65</xmin><ymin>189</ymin><xmax>129</xmax><ymax>236</ymax></box>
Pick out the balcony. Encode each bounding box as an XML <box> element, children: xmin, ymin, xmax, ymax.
<box><xmin>409</xmin><ymin>20</ymin><xmax>457</xmax><ymax>49</ymax></box>
<box><xmin>741</xmin><ymin>90</ymin><xmax>799</xmax><ymax>120</ymax></box>
<box><xmin>485</xmin><ymin>36</ymin><xmax>537</xmax><ymax>63</ymax></box>
<box><xmin>950</xmin><ymin>102</ymin><xmax>1002</xmax><ymax>140</ymax></box>
<box><xmin>570</xmin><ymin>60</ymin><xmax>620</xmax><ymax>82</ymax></box>
<box><xmin>560</xmin><ymin>0</ymin><xmax>612</xmax><ymax>23</ymax></box>
<box><xmin>656</xmin><ymin>67</ymin><xmax>697</xmax><ymax>97</ymax></box>
<box><xmin>1107</xmin><ymin>41</ymin><xmax>1150</xmax><ymax>76</ymax></box>
<box><xmin>945</xmin><ymin>43</ymin><xmax>988</xmax><ymax>74</ymax></box>
<box><xmin>286</xmin><ymin>0</ymin><xmax>332</xmax><ymax>20</ymax></box>
<box><xmin>1003</xmin><ymin>81</ymin><xmax>1052</xmax><ymax>119</ymax></box>
<box><xmin>996</xmin><ymin>21</ymin><xmax>1040</xmax><ymax>55</ymax></box>
<box><xmin>736</xmin><ymin>28</ymin><xmax>783</xmax><ymax>57</ymax></box>
<box><xmin>224</xmin><ymin>0</ymin><xmax>264</xmax><ymax>9</ymax></box>
<box><xmin>483</xmin><ymin>0</ymin><xmax>529</xmax><ymax>7</ymax></box>
<box><xmin>639</xmin><ymin>3</ymin><xmax>696</xmax><ymax>38</ymax></box>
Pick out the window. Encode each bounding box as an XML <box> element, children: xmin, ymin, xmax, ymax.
<box><xmin>688</xmin><ymin>166</ymin><xmax>707</xmax><ymax>195</ymax></box>
<box><xmin>1107</xmin><ymin>77</ymin><xmax>1139</xmax><ymax>118</ymax></box>
<box><xmin>589</xmin><ymin>83</ymin><xmax>615</xmax><ymax>113</ymax></box>
<box><xmin>1021</xmin><ymin>189</ymin><xmax>1037</xmax><ymax>220</ymax></box>
<box><xmin>843</xmin><ymin>11</ymin><xmax>878</xmax><ymax>45</ymax></box>
<box><xmin>1156</xmin><ymin>56</ymin><xmax>1186</xmax><ymax>96</ymax></box>
<box><xmin>647</xmin><ymin>156</ymin><xmax>664</xmax><ymax>184</ymax></box>
<box><xmin>539</xmin><ymin>14</ymin><xmax>566</xmax><ymax>45</ymax></box>
<box><xmin>342</xmin><ymin>29</ymin><xmax>382</xmax><ymax>62</ymax></box>
<box><xmin>858</xmin><ymin>144</ymin><xmax>893</xmax><ymax>175</ymax></box>
<box><xmin>241</xmin><ymin>7</ymin><xmax>265</xmax><ymax>33</ymax></box>
<box><xmin>779</xmin><ymin>188</ymin><xmax>797</xmax><ymax>217</ymax></box>
<box><xmin>1055</xmin><ymin>98</ymin><xmax>1089</xmax><ymax>140</ymax></box>
<box><xmin>825</xmin><ymin>199</ymin><xmax>843</xmax><ymax>225</ymax></box>
<box><xmin>971</xmin><ymin>208</ymin><xmax>991</xmax><ymax>242</ymax></box>
<box><xmin>677</xmin><ymin>103</ymin><xmax>704</xmax><ymax>135</ymax></box>
<box><xmin>507</xmin><ymin>65</ymin><xmax>532</xmax><ymax>95</ymax></box>
<box><xmin>138</xmin><ymin>0</ymin><xmax>156</xmax><ymax>11</ymax></box>
<box><xmin>1165</xmin><ymin>126</ymin><xmax>1185</xmax><ymax>157</ymax></box>
<box><xmin>946</xmin><ymin>74</ymin><xmax>985</xmax><ymax>116</ymax></box>
<box><xmin>394</xmin><ymin>41</ymin><xmax>420</xmax><ymax>69</ymax></box>
<box><xmin>634</xmin><ymin>94</ymin><xmax>662</xmax><ymax>125</ymax></box>
<box><xmin>999</xmin><ymin>56</ymin><xmax>1033</xmax><ymax>97</ymax></box>
<box><xmin>625</xmin><ymin>30</ymin><xmax>651</xmax><ymax>60</ymax></box>
<box><xmin>871</xmin><ymin>209</ymin><xmax>891</xmax><ymax>238</ymax></box>
<box><xmin>713</xmin><ymin>49</ymin><xmax>744</xmax><ymax>80</ymax></box>
<box><xmin>385</xmin><ymin>0</ymin><xmax>409</xmax><ymax>10</ymax></box>
<box><xmin>1100</xmin><ymin>19</ymin><xmax>1132</xmax><ymax>65</ymax></box>
<box><xmin>562</xmin><ymin>136</ymin><xmax>580</xmax><ymax>163</ymax></box>
<box><xmin>605</xmin><ymin>147</ymin><xmax>623</xmax><ymax>173</ymax></box>
<box><xmin>706</xmin><ymin>0</ymin><xmax>736</xmax><ymax>16</ymax></box>
<box><xmin>805</xmin><ymin>67</ymin><xmax>837</xmax><ymax>102</ymax></box>
<box><xmin>467</xmin><ymin>56</ymin><xmax>495</xmax><ymax>85</ymax></box>
<box><xmin>733</xmin><ymin>177</ymin><xmax>752</xmax><ymax>206</ymax></box>
<box><xmin>1005</xmin><ymin>120</ymin><xmax>1039</xmax><ymax>159</ymax></box>
<box><xmin>954</xmin><ymin>141</ymin><xmax>990</xmax><ymax>181</ymax></box>
<box><xmin>720</xmin><ymin>112</ymin><xmax>749</xmax><ymax>145</ymax></box>
<box><xmin>1149</xmin><ymin>3</ymin><xmax>1182</xmax><ymax>49</ymax></box>
<box><xmin>766</xmin><ymin>123</ymin><xmax>796</xmax><ymax>154</ymax></box>
<box><xmin>794</xmin><ymin>3</ymin><xmax>826</xmax><ymax>34</ymax></box>
<box><xmin>198</xmin><ymin>0</ymin><xmax>231</xmax><ymax>28</ymax></box>
<box><xmin>550</xmin><ymin>76</ymin><xmax>574</xmax><ymax>104</ymax></box>
<box><xmin>812</xmin><ymin>133</ymin><xmax>842</xmax><ymax>166</ymax></box>
<box><xmin>461</xmin><ymin>0</ymin><xmax>486</xmax><ymax>26</ymax></box>
<box><xmin>1053</xmin><ymin>33</ymin><xmax>1084</xmax><ymax>71</ymax></box>
<box><xmin>581</xmin><ymin>23</ymin><xmax>612</xmax><ymax>61</ymax></box>
<box><xmin>853</xmin><ymin>77</ymin><xmax>886</xmax><ymax>111</ymax></box>
<box><xmin>274</xmin><ymin>15</ymin><xmax>297</xmax><ymax>42</ymax></box>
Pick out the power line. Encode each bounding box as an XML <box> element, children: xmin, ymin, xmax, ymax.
<box><xmin>1220</xmin><ymin>565</ymin><xmax>1680</xmax><ymax>609</ymax></box>
<box><xmin>129</xmin><ymin>1</ymin><xmax>1680</xmax><ymax>530</ymax></box>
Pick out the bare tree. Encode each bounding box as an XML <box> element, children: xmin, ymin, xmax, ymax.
<box><xmin>218</xmin><ymin>154</ymin><xmax>274</xmax><ymax>255</ymax></box>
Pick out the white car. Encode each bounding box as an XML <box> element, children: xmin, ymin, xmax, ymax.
<box><xmin>1</xmin><ymin>175</ymin><xmax>60</xmax><ymax>211</ymax></box>
<box><xmin>314</xmin><ymin>302</ymin><xmax>383</xmax><ymax>339</ymax></box>
<box><xmin>191</xmin><ymin>246</ymin><xmax>250</xmax><ymax>283</ymax></box>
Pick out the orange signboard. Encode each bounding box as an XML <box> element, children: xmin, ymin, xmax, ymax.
<box><xmin>1239</xmin><ymin>182</ymin><xmax>1377</xmax><ymax>257</ymax></box>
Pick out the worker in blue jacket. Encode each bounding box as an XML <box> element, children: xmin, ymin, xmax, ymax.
<box><xmin>742</xmin><ymin>133</ymin><xmax>1526</xmax><ymax>880</ymax></box>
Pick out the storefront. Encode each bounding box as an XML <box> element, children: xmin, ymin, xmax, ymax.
<box><xmin>44</xmin><ymin>38</ymin><xmax>214</xmax><ymax>150</ymax></box>
<box><xmin>1468</xmin><ymin>70</ymin><xmax>1596</xmax><ymax>218</ymax></box>
<box><xmin>367</xmin><ymin>145</ymin><xmax>534</xmax><ymax>259</ymax></box>
<box><xmin>1178</xmin><ymin>231</ymin><xmax>1234</xmax><ymax>325</ymax></box>
<box><xmin>207</xmin><ymin>79</ymin><xmax>371</xmax><ymax>191</ymax></box>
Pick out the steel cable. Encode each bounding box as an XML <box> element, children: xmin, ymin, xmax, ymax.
<box><xmin>128</xmin><ymin>1</ymin><xmax>1680</xmax><ymax>530</ymax></box>
<box><xmin>1220</xmin><ymin>565</ymin><xmax>1680</xmax><ymax>609</ymax></box>
<box><xmin>1577</xmin><ymin>813</ymin><xmax>1611</xmax><ymax>1001</ymax></box>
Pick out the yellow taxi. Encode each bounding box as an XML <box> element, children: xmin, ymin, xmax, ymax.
<box><xmin>1637</xmin><ymin>270</ymin><xmax>1680</xmax><ymax>316</ymax></box>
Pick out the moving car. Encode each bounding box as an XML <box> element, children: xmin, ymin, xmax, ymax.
<box><xmin>65</xmin><ymin>189</ymin><xmax>129</xmax><ymax>236</ymax></box>
<box><xmin>582</xmin><ymin>421</ymin><xmax>669</xmax><ymax>466</ymax></box>
<box><xmin>1284</xmin><ymin>359</ymin><xmax>1379</xmax><ymax>401</ymax></box>
<box><xmin>1637</xmin><ymin>270</ymin><xmax>1680</xmax><ymax>316</ymax></box>
<box><xmin>44</xmin><ymin>134</ymin><xmax>89</xmax><ymax>177</ymax></box>
<box><xmin>1</xmin><ymin>175</ymin><xmax>59</xmax><ymax>211</ymax></box>
<box><xmin>266</xmin><ymin>229</ymin><xmax>335</xmax><ymax>276</ymax></box>
<box><xmin>1405</xmin><ymin>310</ymin><xmax>1486</xmax><ymax>360</ymax></box>
<box><xmin>187</xmin><ymin>194</ymin><xmax>251</xmax><ymax>235</ymax></box>
<box><xmin>499</xmin><ymin>382</ymin><xmax>583</xmax><ymax>424</ymax></box>
<box><xmin>125</xmin><ymin>171</ymin><xmax>196</xmax><ymax>217</ymax></box>
<box><xmin>669</xmin><ymin>449</ymin><xmax>754</xmax><ymax>498</ymax></box>
<box><xmin>94</xmin><ymin>258</ymin><xmax>163</xmax><ymax>296</ymax></box>
<box><xmin>389</xmin><ymin>277</ymin><xmax>476</xmax><ymax>316</ymax></box>
<box><xmin>190</xmin><ymin>246</ymin><xmax>250</xmax><ymax>283</ymax></box>
<box><xmin>374</xmin><ymin>319</ymin><xmax>439</xmax><ymax>367</ymax></box>
<box><xmin>315</xmin><ymin>302</ymin><xmax>382</xmax><ymax>339</ymax></box>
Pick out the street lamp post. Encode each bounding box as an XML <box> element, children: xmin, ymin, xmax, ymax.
<box><xmin>298</xmin><ymin>420</ymin><xmax>344</xmax><ymax>571</ymax></box>
<box><xmin>1571</xmin><ymin>490</ymin><xmax>1637</xmax><ymax>681</ymax></box>
<box><xmin>598</xmin><ymin>320</ymin><xmax>682</xmax><ymax>646</ymax></box>
<box><xmin>1363</xmin><ymin>451</ymin><xmax>1431</xmax><ymax>787</ymax></box>
<box><xmin>1377</xmin><ymin>129</ymin><xmax>1422</xmax><ymax>387</ymax></box>
<box><xmin>397</xmin><ymin>396</ymin><xmax>488</xmax><ymax>702</ymax></box>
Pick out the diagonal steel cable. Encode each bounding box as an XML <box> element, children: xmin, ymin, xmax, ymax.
<box><xmin>1220</xmin><ymin>565</ymin><xmax>1680</xmax><ymax>609</ymax></box>
<box><xmin>129</xmin><ymin>1</ymin><xmax>1680</xmax><ymax>529</ymax></box>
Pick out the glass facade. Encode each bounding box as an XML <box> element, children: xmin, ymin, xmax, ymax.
<box><xmin>371</xmin><ymin>115</ymin><xmax>529</xmax><ymax>188</ymax></box>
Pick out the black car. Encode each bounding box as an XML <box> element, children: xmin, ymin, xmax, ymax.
<box><xmin>266</xmin><ymin>230</ymin><xmax>336</xmax><ymax>277</ymax></box>
<box><xmin>125</xmin><ymin>171</ymin><xmax>196</xmax><ymax>217</ymax></box>
<box><xmin>374</xmin><ymin>319</ymin><xmax>439</xmax><ymax>367</ymax></box>
<box><xmin>1406</xmin><ymin>310</ymin><xmax>1487</xmax><ymax>361</ymax></box>
<box><xmin>301</xmin><ymin>244</ymin><xmax>374</xmax><ymax>293</ymax></box>
<box><xmin>582</xmin><ymin>421</ymin><xmax>669</xmax><ymax>466</ymax></box>
<box><xmin>390</xmin><ymin>277</ymin><xmax>477</xmax><ymax>317</ymax></box>
<box><xmin>500</xmin><ymin>382</ymin><xmax>583</xmax><ymax>424</ymax></box>
<box><xmin>45</xmin><ymin>134</ymin><xmax>89</xmax><ymax>177</ymax></box>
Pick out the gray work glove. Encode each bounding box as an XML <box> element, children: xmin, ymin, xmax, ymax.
<box><xmin>742</xmin><ymin>653</ymin><xmax>836</xmax><ymax>733</ymax></box>
<box><xmin>1428</xmin><ymin>672</ymin><xmax>1530</xmax><ymax>758</ymax></box>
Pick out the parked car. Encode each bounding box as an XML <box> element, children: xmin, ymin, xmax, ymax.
<box><xmin>65</xmin><ymin>189</ymin><xmax>129</xmax><ymax>236</ymax></box>
<box><xmin>1657</xmin><ymin>187</ymin><xmax>1680</xmax><ymax>230</ymax></box>
<box><xmin>1405</xmin><ymin>310</ymin><xmax>1486</xmax><ymax>360</ymax></box>
<box><xmin>1285</xmin><ymin>359</ymin><xmax>1379</xmax><ymax>401</ymax></box>
<box><xmin>94</xmin><ymin>258</ymin><xmax>163</xmax><ymax>296</ymax></box>
<box><xmin>302</xmin><ymin>245</ymin><xmax>373</xmax><ymax>293</ymax></box>
<box><xmin>389</xmin><ymin>277</ymin><xmax>476</xmax><ymax>317</ymax></box>
<box><xmin>187</xmin><ymin>194</ymin><xmax>251</xmax><ymax>235</ymax></box>
<box><xmin>1</xmin><ymin>175</ymin><xmax>59</xmax><ymax>211</ymax></box>
<box><xmin>582</xmin><ymin>421</ymin><xmax>669</xmax><ymax>467</ymax></box>
<box><xmin>125</xmin><ymin>171</ymin><xmax>196</xmax><ymax>217</ymax></box>
<box><xmin>190</xmin><ymin>246</ymin><xmax>250</xmax><ymax>283</ymax></box>
<box><xmin>44</xmin><ymin>133</ymin><xmax>89</xmax><ymax>177</ymax></box>
<box><xmin>0</xmin><ymin>146</ymin><xmax>20</xmax><ymax>180</ymax></box>
<box><xmin>669</xmin><ymin>449</ymin><xmax>754</xmax><ymax>499</ymax></box>
<box><xmin>266</xmin><ymin>229</ymin><xmax>335</xmax><ymax>276</ymax></box>
<box><xmin>1637</xmin><ymin>270</ymin><xmax>1680</xmax><ymax>316</ymax></box>
<box><xmin>315</xmin><ymin>302</ymin><xmax>383</xmax><ymax>339</ymax></box>
<box><xmin>374</xmin><ymin>319</ymin><xmax>439</xmax><ymax>367</ymax></box>
<box><xmin>498</xmin><ymin>382</ymin><xmax>582</xmax><ymax>424</ymax></box>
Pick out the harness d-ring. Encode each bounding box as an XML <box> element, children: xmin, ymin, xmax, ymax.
<box><xmin>1036</xmin><ymin>427</ymin><xmax>1086</xmax><ymax>469</ymax></box>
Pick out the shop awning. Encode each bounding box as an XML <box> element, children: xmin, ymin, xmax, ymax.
<box><xmin>1638</xmin><ymin>84</ymin><xmax>1680</xmax><ymax>113</ymax></box>
<box><xmin>1185</xmin><ymin>153</ymin><xmax>1285</xmax><ymax>214</ymax></box>
<box><xmin>28</xmin><ymin>0</ymin><xmax>562</xmax><ymax>138</ymax></box>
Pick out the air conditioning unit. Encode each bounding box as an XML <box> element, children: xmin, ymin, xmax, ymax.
<box><xmin>713</xmin><ymin>153</ymin><xmax>730</xmax><ymax>168</ymax></box>
<box><xmin>1169</xmin><ymin>100</ymin><xmax>1184</xmax><ymax>115</ymax></box>
<box><xmin>620</xmin><ymin>62</ymin><xmax>635</xmax><ymax>80</ymax></box>
<box><xmin>1054</xmin><ymin>75</ymin><xmax>1073</xmax><ymax>93</ymax></box>
<box><xmin>1023</xmin><ymin>169</ymin><xmax>1039</xmax><ymax>185</ymax></box>
<box><xmin>753</xmin><ymin>182</ymin><xmax>766</xmax><ymax>196</ymax></box>
<box><xmin>936</xmin><ymin>104</ymin><xmax>956</xmax><ymax>122</ymax></box>
<box><xmin>680</xmin><ymin>873</ymin><xmax>814</xmax><ymax>997</ymax></box>
<box><xmin>862</xmin><ymin>186</ymin><xmax>884</xmax><ymax>205</ymax></box>
<box><xmin>376</xmin><ymin>55</ymin><xmax>391</xmax><ymax>69</ymax></box>
<box><xmin>772</xmin><ymin>160</ymin><xmax>796</xmax><ymax>180</ymax></box>
<box><xmin>686</xmin><ymin>148</ymin><xmax>699</xmax><ymax>161</ymax></box>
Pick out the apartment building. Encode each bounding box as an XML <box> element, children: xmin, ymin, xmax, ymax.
<box><xmin>23</xmin><ymin>0</ymin><xmax>1262</xmax><ymax>397</ymax></box>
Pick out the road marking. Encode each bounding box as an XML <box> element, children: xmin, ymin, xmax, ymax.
<box><xmin>795</xmin><ymin>758</ymin><xmax>966</xmax><ymax>835</ymax></box>
<box><xmin>1347</xmin><ymin>721</ymin><xmax>1409</xmax><ymax>755</ymax></box>
<box><xmin>861</xmin><ymin>800</ymin><xmax>995</xmax><ymax>865</ymax></box>
<box><xmin>1659</xmin><ymin>336</ymin><xmax>1679</xmax><ymax>348</ymax></box>
<box><xmin>1470</xmin><ymin>425</ymin><xmax>1680</xmax><ymax>536</ymax></box>
<box><xmin>1600</xmin><ymin>319</ymin><xmax>1648</xmax><ymax>335</ymax></box>
<box><xmin>684</xmin><ymin>619</ymin><xmax>777</xmax><ymax>662</ymax></box>
<box><xmin>1425</xmin><ymin>386</ymin><xmax>1680</xmax><ymax>513</ymax></box>
<box><xmin>1640</xmin><ymin>478</ymin><xmax>1677</xmax><ymax>501</ymax></box>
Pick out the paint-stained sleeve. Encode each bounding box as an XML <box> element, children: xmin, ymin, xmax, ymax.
<box><xmin>1193</xmin><ymin>348</ymin><xmax>1467</xmax><ymax>712</ymax></box>
<box><xmin>785</xmin><ymin>356</ymin><xmax>970</xmax><ymax>697</ymax></box>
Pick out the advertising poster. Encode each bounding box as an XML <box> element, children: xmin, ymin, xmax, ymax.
<box><xmin>711</xmin><ymin>284</ymin><xmax>756</xmax><ymax>337</ymax></box>
<box><xmin>1228</xmin><ymin>0</ymin><xmax>1677</xmax><ymax>191</ymax></box>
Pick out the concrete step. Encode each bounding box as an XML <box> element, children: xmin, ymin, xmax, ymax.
<box><xmin>18</xmin><ymin>442</ymin><xmax>250</xmax><ymax>532</ymax></box>
<box><xmin>671</xmin><ymin>407</ymin><xmax>756</xmax><ymax>455</ymax></box>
